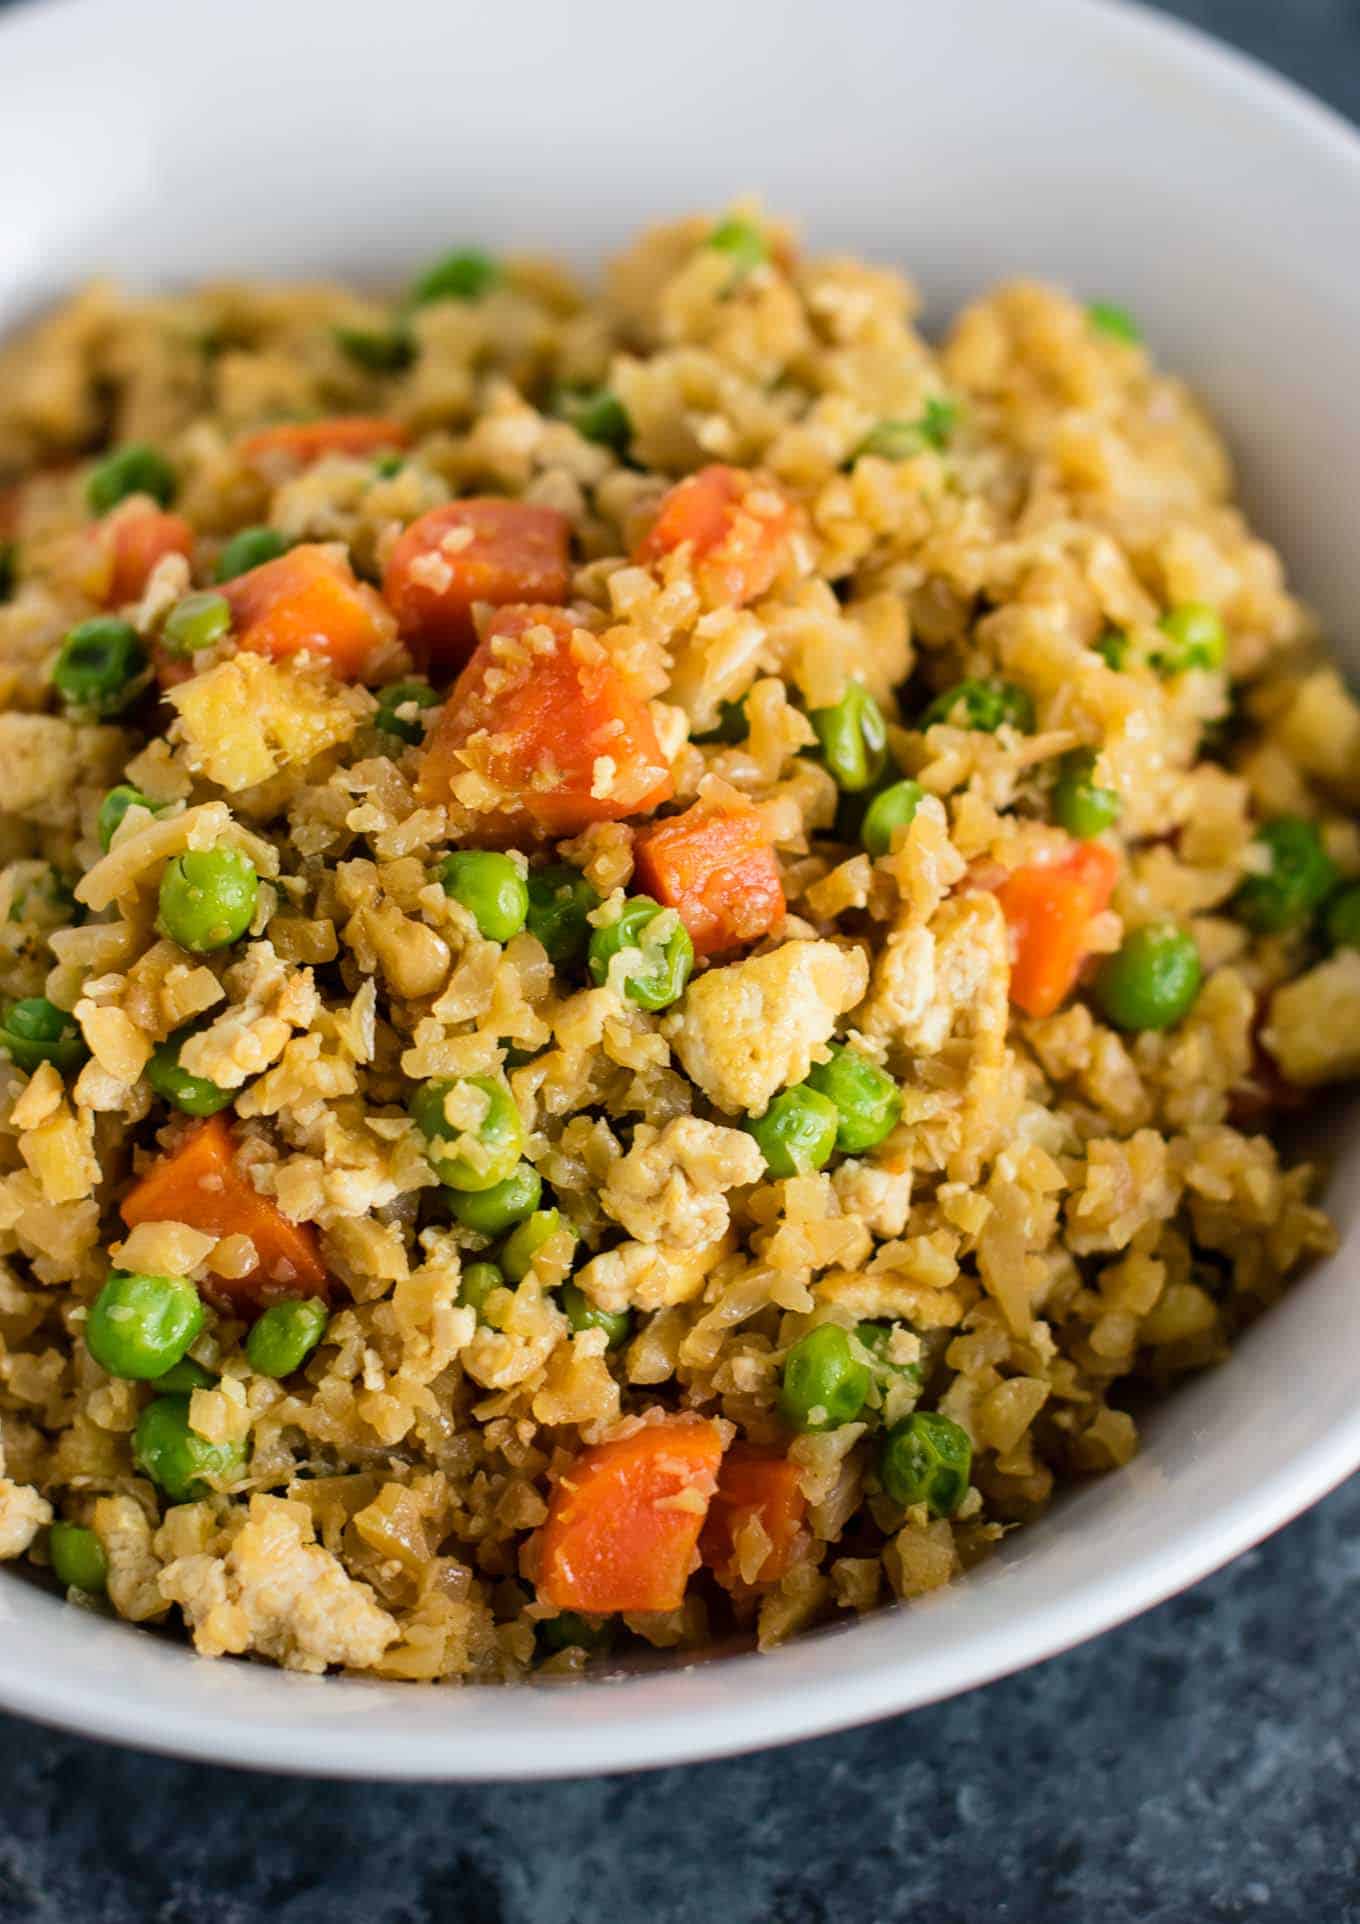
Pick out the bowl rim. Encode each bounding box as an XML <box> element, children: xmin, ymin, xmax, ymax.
<box><xmin>3</xmin><ymin>0</ymin><xmax>1360</xmax><ymax>1779</ymax></box>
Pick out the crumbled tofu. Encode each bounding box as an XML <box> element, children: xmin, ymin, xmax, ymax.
<box><xmin>861</xmin><ymin>893</ymin><xmax>1009</xmax><ymax>1055</ymax></box>
<box><xmin>169</xmin><ymin>653</ymin><xmax>367</xmax><ymax>792</ymax></box>
<box><xmin>93</xmin><ymin>1494</ymin><xmax>170</xmax><ymax>1621</ymax></box>
<box><xmin>0</xmin><ymin>1477</ymin><xmax>52</xmax><ymax>1558</ymax></box>
<box><xmin>178</xmin><ymin>942</ymin><xmax>319</xmax><ymax>1088</ymax></box>
<box><xmin>158</xmin><ymin>1494</ymin><xmax>398</xmax><ymax>1672</ymax></box>
<box><xmin>576</xmin><ymin>1235</ymin><xmax>729</xmax><ymax>1312</ymax></box>
<box><xmin>0</xmin><ymin>714</ymin><xmax>126</xmax><ymax>826</ymax></box>
<box><xmin>665</xmin><ymin>939</ymin><xmax>868</xmax><ymax>1114</ymax></box>
<box><xmin>1263</xmin><ymin>950</ymin><xmax>1360</xmax><ymax>1086</ymax></box>
<box><xmin>600</xmin><ymin>1116</ymin><xmax>764</xmax><ymax>1248</ymax></box>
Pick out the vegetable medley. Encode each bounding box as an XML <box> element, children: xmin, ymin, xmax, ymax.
<box><xmin>0</xmin><ymin>210</ymin><xmax>1355</xmax><ymax>1679</ymax></box>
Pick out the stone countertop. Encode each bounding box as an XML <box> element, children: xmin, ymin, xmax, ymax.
<box><xmin>3</xmin><ymin>4</ymin><xmax>1360</xmax><ymax>1921</ymax></box>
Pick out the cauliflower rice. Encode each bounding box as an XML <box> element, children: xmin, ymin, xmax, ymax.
<box><xmin>0</xmin><ymin>207</ymin><xmax>1354</xmax><ymax>1682</ymax></box>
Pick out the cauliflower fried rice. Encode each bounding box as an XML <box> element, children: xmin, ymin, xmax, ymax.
<box><xmin>0</xmin><ymin>209</ymin><xmax>1355</xmax><ymax>1681</ymax></box>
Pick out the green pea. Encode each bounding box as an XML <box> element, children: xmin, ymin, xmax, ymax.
<box><xmin>144</xmin><ymin>1027</ymin><xmax>234</xmax><ymax>1117</ymax></box>
<box><xmin>214</xmin><ymin>526</ymin><xmax>290</xmax><ymax>583</ymax></box>
<box><xmin>1094</xmin><ymin>630</ymin><xmax>1129</xmax><ymax>670</ymax></box>
<box><xmin>85</xmin><ymin>1270</ymin><xmax>205</xmax><ymax>1381</ymax></box>
<box><xmin>1153</xmin><ymin>603</ymin><xmax>1226</xmax><ymax>675</ymax></box>
<box><xmin>0</xmin><ymin>997</ymin><xmax>88</xmax><ymax>1074</ymax></box>
<box><xmin>408</xmin><ymin>249</ymin><xmax>500</xmax><ymax>307</ymax></box>
<box><xmin>438</xmin><ymin>850</ymin><xmax>529</xmax><ymax>944</ymax></box>
<box><xmin>746</xmin><ymin>1085</ymin><xmax>840</xmax><ymax>1178</ymax></box>
<box><xmin>333</xmin><ymin>324</ymin><xmax>415</xmax><ymax>372</ymax></box>
<box><xmin>707</xmin><ymin>217</ymin><xmax>767</xmax><ymax>281</ymax></box>
<box><xmin>1051</xmin><ymin>748</ymin><xmax>1121</xmax><ymax>839</ymax></box>
<box><xmin>553</xmin><ymin>385</ymin><xmax>631</xmax><ymax>455</ymax></box>
<box><xmin>861</xmin><ymin>779</ymin><xmax>924</xmax><ymax>858</ymax></box>
<box><xmin>561</xmin><ymin>1281</ymin><xmax>632</xmax><ymax>1351</ymax></box>
<box><xmin>410</xmin><ymin>1074</ymin><xmax>525</xmax><ymax>1191</ymax></box>
<box><xmin>501</xmin><ymin>1208</ymin><xmax>574</xmax><ymax>1284</ymax></box>
<box><xmin>880</xmin><ymin>1411</ymin><xmax>972</xmax><ymax>1515</ymax></box>
<box><xmin>161</xmin><ymin>591</ymin><xmax>232</xmax><ymax>656</ymax></box>
<box><xmin>375</xmin><ymin>680</ymin><xmax>439</xmax><ymax>745</ymax></box>
<box><xmin>448</xmin><ymin>1162</ymin><xmax>542</xmax><ymax>1236</ymax></box>
<box><xmin>152</xmin><ymin>1356</ymin><xmax>217</xmax><ymax>1394</ymax></box>
<box><xmin>48</xmin><ymin>1521</ymin><xmax>108</xmax><ymax>1594</ymax></box>
<box><xmin>1095</xmin><ymin>922</ymin><xmax>1202</xmax><ymax>1032</ymax></box>
<box><xmin>1087</xmin><ymin>302</ymin><xmax>1141</xmax><ymax>345</ymax></box>
<box><xmin>693</xmin><ymin>696</ymin><xmax>749</xmax><ymax>745</ymax></box>
<box><xmin>779</xmin><ymin>1324</ymin><xmax>871</xmax><ymax>1432</ymax></box>
<box><xmin>245</xmin><ymin>1297</ymin><xmax>329</xmax><ymax>1378</ymax></box>
<box><xmin>1232</xmin><ymin>817</ymin><xmax>1337</xmax><ymax>935</ymax></box>
<box><xmin>538</xmin><ymin>1611</ymin><xmax>615</xmax><ymax>1656</ymax></box>
<box><xmin>87</xmin><ymin>443</ymin><xmax>176</xmax><ymax>515</ymax></box>
<box><xmin>133</xmin><ymin>1396</ymin><xmax>247</xmax><ymax>1502</ymax></box>
<box><xmin>587</xmin><ymin>897</ymin><xmax>693</xmax><ymax>1011</ymax></box>
<box><xmin>525</xmin><ymin>864</ymin><xmax>601</xmax><ymax>965</ymax></box>
<box><xmin>855</xmin><ymin>397</ymin><xmax>958</xmax><ymax>461</ymax></box>
<box><xmin>856</xmin><ymin>1321</ymin><xmax>923</xmax><ymax>1386</ymax></box>
<box><xmin>157</xmin><ymin>848</ymin><xmax>259</xmax><ymax>952</ymax></box>
<box><xmin>51</xmin><ymin>617</ymin><xmax>148</xmax><ymax>716</ymax></box>
<box><xmin>804</xmin><ymin>1043</ymin><xmax>902</xmax><ymax>1155</ymax></box>
<box><xmin>920</xmin><ymin>678</ymin><xmax>1034</xmax><ymax>733</ymax></box>
<box><xmin>810</xmin><ymin>681</ymin><xmax>888</xmax><ymax>793</ymax></box>
<box><xmin>459</xmin><ymin>1261</ymin><xmax>506</xmax><ymax>1318</ymax></box>
<box><xmin>98</xmin><ymin>785</ymin><xmax>162</xmax><ymax>852</ymax></box>
<box><xmin>0</xmin><ymin>539</ymin><xmax>16</xmax><ymax>603</ymax></box>
<box><xmin>1326</xmin><ymin>882</ymin><xmax>1360</xmax><ymax>951</ymax></box>
<box><xmin>373</xmin><ymin>453</ymin><xmax>406</xmax><ymax>480</ymax></box>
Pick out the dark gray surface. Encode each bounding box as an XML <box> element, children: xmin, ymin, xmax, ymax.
<box><xmin>3</xmin><ymin>2</ymin><xmax>1360</xmax><ymax>1920</ymax></box>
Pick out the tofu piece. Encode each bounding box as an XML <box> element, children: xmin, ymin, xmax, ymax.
<box><xmin>600</xmin><ymin>1117</ymin><xmax>764</xmax><ymax>1248</ymax></box>
<box><xmin>1263</xmin><ymin>950</ymin><xmax>1360</xmax><ymax>1086</ymax></box>
<box><xmin>158</xmin><ymin>1493</ymin><xmax>398</xmax><ymax>1672</ymax></box>
<box><xmin>169</xmin><ymin>652</ymin><xmax>365</xmax><ymax>792</ymax></box>
<box><xmin>861</xmin><ymin>894</ymin><xmax>1009</xmax><ymax>1055</ymax></box>
<box><xmin>0</xmin><ymin>1477</ymin><xmax>51</xmax><ymax>1559</ymax></box>
<box><xmin>665</xmin><ymin>939</ymin><xmax>869</xmax><ymax>1116</ymax></box>
<box><xmin>0</xmin><ymin>713</ymin><xmax>126</xmax><ymax>826</ymax></box>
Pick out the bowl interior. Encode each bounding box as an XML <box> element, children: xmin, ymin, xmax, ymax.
<box><xmin>1</xmin><ymin>0</ymin><xmax>1358</xmax><ymax>1777</ymax></box>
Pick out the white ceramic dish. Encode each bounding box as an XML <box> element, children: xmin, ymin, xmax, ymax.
<box><xmin>2</xmin><ymin>0</ymin><xmax>1359</xmax><ymax>1780</ymax></box>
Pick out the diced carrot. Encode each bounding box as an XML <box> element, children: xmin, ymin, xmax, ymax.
<box><xmin>996</xmin><ymin>839</ymin><xmax>1120</xmax><ymax>1018</ymax></box>
<box><xmin>635</xmin><ymin>464</ymin><xmax>800</xmax><ymax>608</ymax></box>
<box><xmin>236</xmin><ymin>416</ymin><xmax>409</xmax><ymax>470</ymax></box>
<box><xmin>382</xmin><ymin>500</ymin><xmax>572</xmax><ymax>676</ymax></box>
<box><xmin>417</xmin><ymin>604</ymin><xmax>673</xmax><ymax>837</ymax></box>
<box><xmin>699</xmin><ymin>1446</ymin><xmax>807</xmax><ymax>1591</ymax></box>
<box><xmin>120</xmin><ymin>1115</ymin><xmax>329</xmax><ymax>1310</ymax></box>
<box><xmin>222</xmin><ymin>543</ymin><xmax>395</xmax><ymax>680</ymax></box>
<box><xmin>103</xmin><ymin>507</ymin><xmax>195</xmax><ymax>606</ymax></box>
<box><xmin>536</xmin><ymin>1417</ymin><xmax>724</xmax><ymax>1615</ymax></box>
<box><xmin>633</xmin><ymin>802</ymin><xmax>785</xmax><ymax>957</ymax></box>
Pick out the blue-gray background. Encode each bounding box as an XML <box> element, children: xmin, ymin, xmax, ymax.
<box><xmin>3</xmin><ymin>3</ymin><xmax>1360</xmax><ymax>1919</ymax></box>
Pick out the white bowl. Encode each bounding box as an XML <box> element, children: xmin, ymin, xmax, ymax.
<box><xmin>2</xmin><ymin>0</ymin><xmax>1359</xmax><ymax>1780</ymax></box>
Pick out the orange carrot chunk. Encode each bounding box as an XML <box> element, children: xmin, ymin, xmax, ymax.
<box><xmin>236</xmin><ymin>416</ymin><xmax>409</xmax><ymax>470</ymax></box>
<box><xmin>382</xmin><ymin>500</ymin><xmax>572</xmax><ymax>676</ymax></box>
<box><xmin>537</xmin><ymin>1418</ymin><xmax>724</xmax><ymax>1614</ymax></box>
<box><xmin>102</xmin><ymin>507</ymin><xmax>195</xmax><ymax>606</ymax></box>
<box><xmin>417</xmin><ymin>603</ymin><xmax>673</xmax><ymax>837</ymax></box>
<box><xmin>221</xmin><ymin>543</ymin><xmax>395</xmax><ymax>680</ymax></box>
<box><xmin>996</xmin><ymin>840</ymin><xmax>1120</xmax><ymax>1018</ymax></box>
<box><xmin>633</xmin><ymin>803</ymin><xmax>785</xmax><ymax>957</ymax></box>
<box><xmin>120</xmin><ymin>1115</ymin><xmax>329</xmax><ymax>1310</ymax></box>
<box><xmin>635</xmin><ymin>464</ymin><xmax>799</xmax><ymax>608</ymax></box>
<box><xmin>700</xmin><ymin>1446</ymin><xmax>807</xmax><ymax>1591</ymax></box>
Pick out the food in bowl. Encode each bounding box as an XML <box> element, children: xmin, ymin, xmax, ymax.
<box><xmin>0</xmin><ymin>208</ymin><xmax>1354</xmax><ymax>1681</ymax></box>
